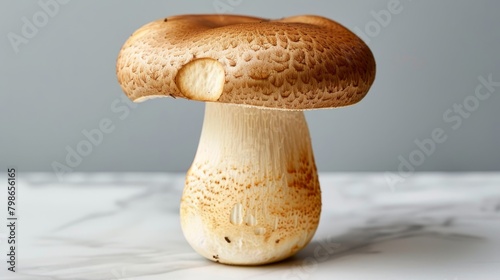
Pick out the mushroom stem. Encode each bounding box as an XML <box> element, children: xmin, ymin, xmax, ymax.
<box><xmin>180</xmin><ymin>102</ymin><xmax>321</xmax><ymax>265</ymax></box>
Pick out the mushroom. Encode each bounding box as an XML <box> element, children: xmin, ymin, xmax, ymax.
<box><xmin>116</xmin><ymin>14</ymin><xmax>375</xmax><ymax>265</ymax></box>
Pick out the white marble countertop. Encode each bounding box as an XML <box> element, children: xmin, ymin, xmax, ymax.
<box><xmin>1</xmin><ymin>173</ymin><xmax>500</xmax><ymax>280</ymax></box>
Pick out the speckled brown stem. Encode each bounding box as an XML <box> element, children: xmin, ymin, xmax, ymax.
<box><xmin>180</xmin><ymin>102</ymin><xmax>321</xmax><ymax>265</ymax></box>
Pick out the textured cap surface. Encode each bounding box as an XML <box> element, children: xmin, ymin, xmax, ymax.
<box><xmin>116</xmin><ymin>14</ymin><xmax>376</xmax><ymax>110</ymax></box>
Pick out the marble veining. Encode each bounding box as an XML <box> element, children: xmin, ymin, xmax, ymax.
<box><xmin>0</xmin><ymin>173</ymin><xmax>499</xmax><ymax>280</ymax></box>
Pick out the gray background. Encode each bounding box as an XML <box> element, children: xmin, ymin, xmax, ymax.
<box><xmin>1</xmin><ymin>0</ymin><xmax>499</xmax><ymax>173</ymax></box>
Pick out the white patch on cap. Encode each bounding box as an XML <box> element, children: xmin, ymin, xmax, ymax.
<box><xmin>175</xmin><ymin>58</ymin><xmax>225</xmax><ymax>102</ymax></box>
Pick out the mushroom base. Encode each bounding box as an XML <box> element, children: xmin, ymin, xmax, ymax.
<box><xmin>180</xmin><ymin>102</ymin><xmax>321</xmax><ymax>265</ymax></box>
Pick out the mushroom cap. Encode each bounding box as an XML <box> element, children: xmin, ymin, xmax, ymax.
<box><xmin>116</xmin><ymin>14</ymin><xmax>376</xmax><ymax>110</ymax></box>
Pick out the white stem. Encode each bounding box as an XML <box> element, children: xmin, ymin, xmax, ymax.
<box><xmin>180</xmin><ymin>102</ymin><xmax>321</xmax><ymax>265</ymax></box>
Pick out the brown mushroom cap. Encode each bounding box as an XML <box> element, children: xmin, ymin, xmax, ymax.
<box><xmin>116</xmin><ymin>14</ymin><xmax>376</xmax><ymax>110</ymax></box>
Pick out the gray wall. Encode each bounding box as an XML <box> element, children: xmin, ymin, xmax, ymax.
<box><xmin>1</xmin><ymin>0</ymin><xmax>499</xmax><ymax>174</ymax></box>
